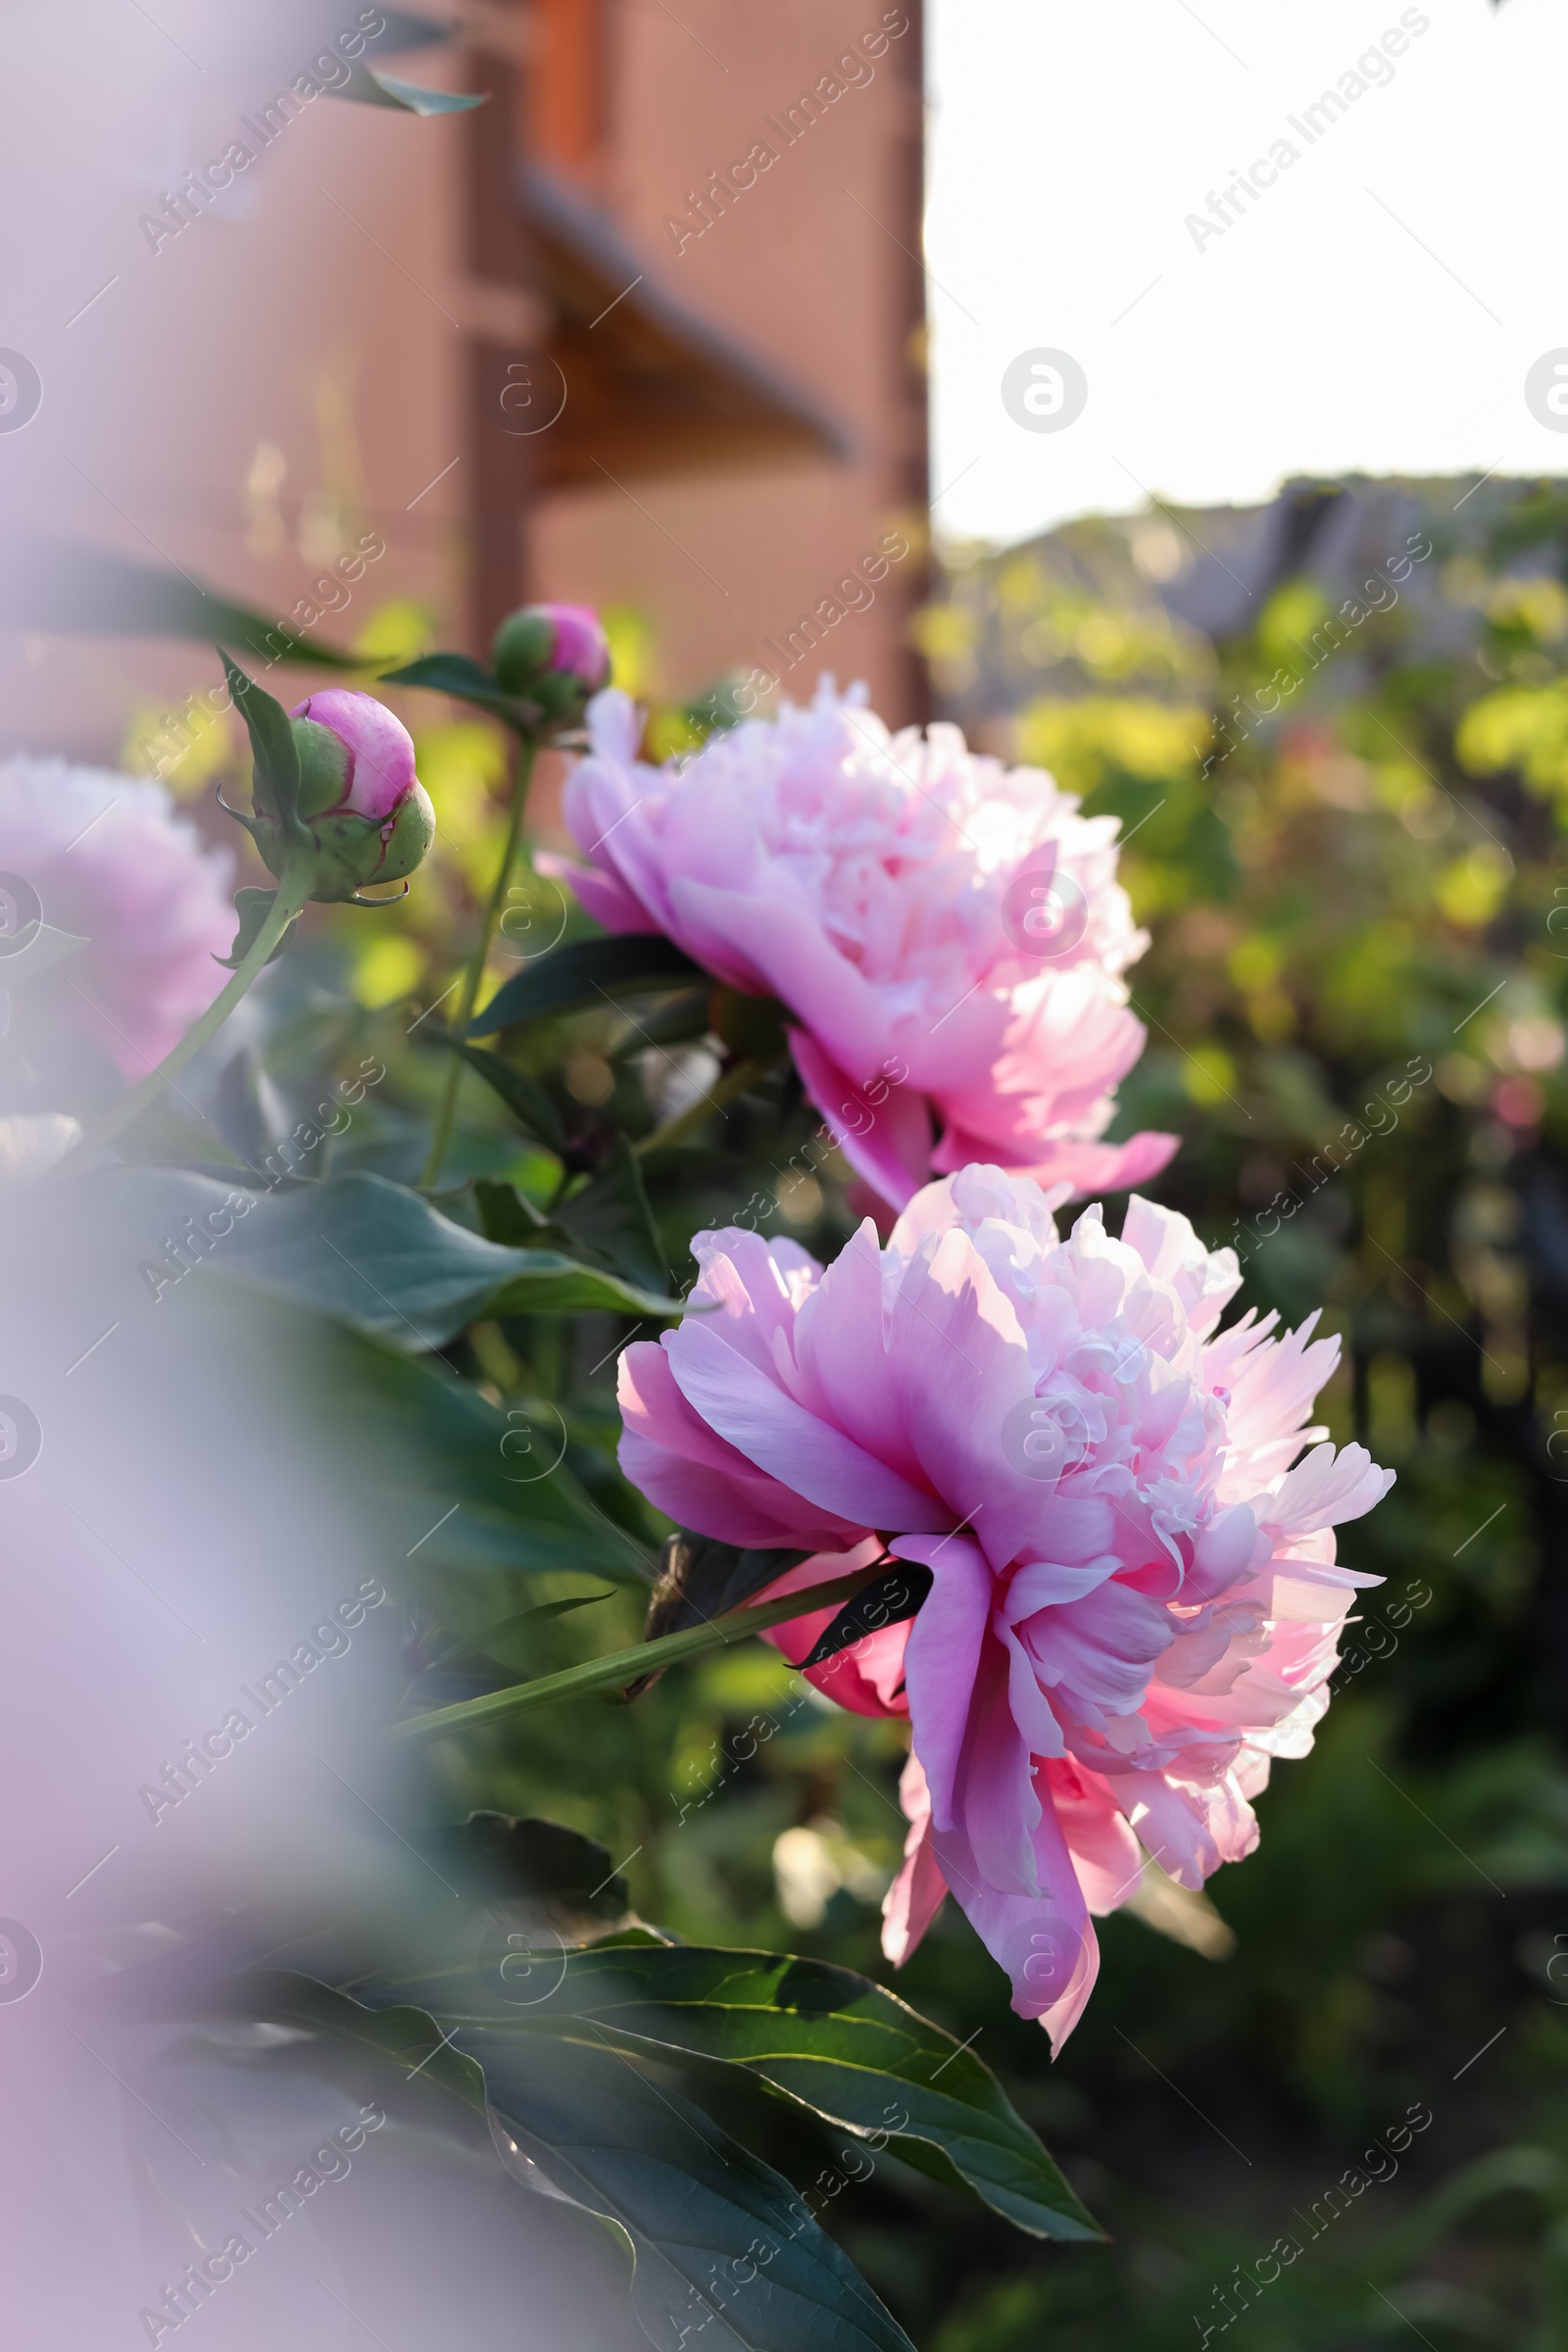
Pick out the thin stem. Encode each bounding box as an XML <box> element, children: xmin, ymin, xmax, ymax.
<box><xmin>54</xmin><ymin>881</ymin><xmax>309</xmax><ymax>1176</ymax></box>
<box><xmin>636</xmin><ymin>1055</ymin><xmax>771</xmax><ymax>1156</ymax></box>
<box><xmin>391</xmin><ymin>1558</ymin><xmax>889</xmax><ymax>1743</ymax></box>
<box><xmin>420</xmin><ymin>735</ymin><xmax>540</xmax><ymax>1190</ymax></box>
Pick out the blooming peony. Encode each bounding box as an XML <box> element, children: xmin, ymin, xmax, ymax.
<box><xmin>549</xmin><ymin>678</ymin><xmax>1177</xmax><ymax>1209</ymax></box>
<box><xmin>0</xmin><ymin>759</ymin><xmax>233</xmax><ymax>1073</ymax></box>
<box><xmin>617</xmin><ymin>1164</ymin><xmax>1394</xmax><ymax>2047</ymax></box>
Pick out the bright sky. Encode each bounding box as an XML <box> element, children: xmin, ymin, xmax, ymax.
<box><xmin>926</xmin><ymin>0</ymin><xmax>1568</xmax><ymax>549</ymax></box>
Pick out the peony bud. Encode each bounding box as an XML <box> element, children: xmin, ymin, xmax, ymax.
<box><xmin>250</xmin><ymin>689</ymin><xmax>434</xmax><ymax>904</ymax></box>
<box><xmin>491</xmin><ymin>603</ymin><xmax>611</xmax><ymax>724</ymax></box>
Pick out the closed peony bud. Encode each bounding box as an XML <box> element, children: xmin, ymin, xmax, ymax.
<box><xmin>279</xmin><ymin>689</ymin><xmax>435</xmax><ymax>903</ymax></box>
<box><xmin>217</xmin><ymin>660</ymin><xmax>434</xmax><ymax>911</ymax></box>
<box><xmin>491</xmin><ymin>602</ymin><xmax>611</xmax><ymax>723</ymax></box>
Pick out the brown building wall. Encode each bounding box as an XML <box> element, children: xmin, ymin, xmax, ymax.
<box><xmin>532</xmin><ymin>0</ymin><xmax>929</xmax><ymax>722</ymax></box>
<box><xmin>0</xmin><ymin>0</ymin><xmax>928</xmax><ymax>770</ymax></box>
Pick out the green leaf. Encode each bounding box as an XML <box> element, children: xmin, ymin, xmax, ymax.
<box><xmin>216</xmin><ymin>886</ymin><xmax>296</xmax><ymax>971</ymax></box>
<box><xmin>435</xmin><ymin>1812</ymin><xmax>632</xmax><ymax>1924</ymax></box>
<box><xmin>498</xmin><ymin>1945</ymin><xmax>1105</xmax><ymax>2245</ymax></box>
<box><xmin>202</xmin><ymin>1170</ymin><xmax>686</xmax><ymax>1345</ymax></box>
<box><xmin>108</xmin><ymin>1105</ymin><xmax>248</xmax><ymax>1171</ymax></box>
<box><xmin>439</xmin><ymin>1042</ymin><xmax>567</xmax><ymax>1153</ymax></box>
<box><xmin>468</xmin><ymin>934</ymin><xmax>707</xmax><ymax>1036</ymax></box>
<box><xmin>342</xmin><ymin>66</ymin><xmax>488</xmax><ymax>112</ymax></box>
<box><xmin>625</xmin><ymin>1532</ymin><xmax>810</xmax><ymax>1697</ymax></box>
<box><xmin>220</xmin><ymin>650</ymin><xmax>302</xmax><ymax>835</ymax></box>
<box><xmin>606</xmin><ymin>990</ymin><xmax>713</xmax><ymax>1061</ymax></box>
<box><xmin>471</xmin><ymin>2030</ymin><xmax>916</xmax><ymax>2352</ymax></box>
<box><xmin>556</xmin><ymin>1134</ymin><xmax>669</xmax><ymax>1296</ymax></box>
<box><xmin>311</xmin><ymin>1334</ymin><xmax>655</xmax><ymax>1584</ymax></box>
<box><xmin>379</xmin><ymin>651</ymin><xmax>540</xmax><ymax>731</ymax></box>
<box><xmin>182</xmin><ymin>1968</ymin><xmax>913</xmax><ymax>2352</ymax></box>
<box><xmin>0</xmin><ymin>540</ymin><xmax>355</xmax><ymax>665</ymax></box>
<box><xmin>442</xmin><ymin>1593</ymin><xmax>616</xmax><ymax>1674</ymax></box>
<box><xmin>393</xmin><ymin>1561</ymin><xmax>890</xmax><ymax>1742</ymax></box>
<box><xmin>215</xmin><ymin>1969</ymin><xmax>489</xmax><ymax>2112</ymax></box>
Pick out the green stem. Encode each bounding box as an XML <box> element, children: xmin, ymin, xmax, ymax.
<box><xmin>636</xmin><ymin>1055</ymin><xmax>771</xmax><ymax>1156</ymax></box>
<box><xmin>421</xmin><ymin>735</ymin><xmax>540</xmax><ymax>1190</ymax></box>
<box><xmin>391</xmin><ymin>1559</ymin><xmax>888</xmax><ymax>1743</ymax></box>
<box><xmin>54</xmin><ymin>880</ymin><xmax>310</xmax><ymax>1176</ymax></box>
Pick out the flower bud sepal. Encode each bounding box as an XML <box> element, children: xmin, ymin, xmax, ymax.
<box><xmin>216</xmin><ymin>886</ymin><xmax>297</xmax><ymax>971</ymax></box>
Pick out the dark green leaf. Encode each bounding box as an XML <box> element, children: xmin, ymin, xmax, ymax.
<box><xmin>557</xmin><ymin>1134</ymin><xmax>668</xmax><ymax>1296</ymax></box>
<box><xmin>710</xmin><ymin>987</ymin><xmax>790</xmax><ymax>1064</ymax></box>
<box><xmin>468</xmin><ymin>934</ymin><xmax>707</xmax><ymax>1035</ymax></box>
<box><xmin>187</xmin><ymin>1967</ymin><xmax>913</xmax><ymax>2352</ymax></box>
<box><xmin>310</xmin><ymin>1333</ymin><xmax>655</xmax><ymax>1584</ymax></box>
<box><xmin>217</xmin><ymin>1969</ymin><xmax>489</xmax><ymax>2112</ymax></box>
<box><xmin>606</xmin><ymin>990</ymin><xmax>713</xmax><ymax>1061</ymax></box>
<box><xmin>473</xmin><ymin>1177</ymin><xmax>580</xmax><ymax>1258</ymax></box>
<box><xmin>379</xmin><ymin>651</ymin><xmax>540</xmax><ymax>731</ymax></box>
<box><xmin>333</xmin><ymin>66</ymin><xmax>487</xmax><ymax>111</ymax></box>
<box><xmin>216</xmin><ymin>886</ymin><xmax>295</xmax><ymax>971</ymax></box>
<box><xmin>220</xmin><ymin>651</ymin><xmax>301</xmax><ymax>834</ymax></box>
<box><xmin>0</xmin><ymin>540</ymin><xmax>355</xmax><ymax>665</ymax></box>
<box><xmin>625</xmin><ymin>1532</ymin><xmax>809</xmax><ymax>1696</ymax></box>
<box><xmin>800</xmin><ymin>1563</ymin><xmax>932</xmax><ymax>1671</ymax></box>
<box><xmin>443</xmin><ymin>1593</ymin><xmax>616</xmax><ymax>1674</ymax></box>
<box><xmin>498</xmin><ymin>1945</ymin><xmax>1104</xmax><ymax>2244</ymax></box>
<box><xmin>471</xmin><ymin>2030</ymin><xmax>916</xmax><ymax>2352</ymax></box>
<box><xmin>200</xmin><ymin>1169</ymin><xmax>686</xmax><ymax>1344</ymax></box>
<box><xmin>435</xmin><ymin>1812</ymin><xmax>631</xmax><ymax>1923</ymax></box>
<box><xmin>441</xmin><ymin>1041</ymin><xmax>567</xmax><ymax>1153</ymax></box>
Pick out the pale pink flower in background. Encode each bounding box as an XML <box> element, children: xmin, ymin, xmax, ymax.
<box><xmin>548</xmin><ymin>678</ymin><xmax>1177</xmax><ymax>1208</ymax></box>
<box><xmin>617</xmin><ymin>1164</ymin><xmax>1394</xmax><ymax>2048</ymax></box>
<box><xmin>0</xmin><ymin>759</ymin><xmax>233</xmax><ymax>1073</ymax></box>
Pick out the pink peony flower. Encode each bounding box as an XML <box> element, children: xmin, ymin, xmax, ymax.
<box><xmin>617</xmin><ymin>1164</ymin><xmax>1394</xmax><ymax>2047</ymax></box>
<box><xmin>549</xmin><ymin>677</ymin><xmax>1177</xmax><ymax>1209</ymax></box>
<box><xmin>0</xmin><ymin>759</ymin><xmax>233</xmax><ymax>1073</ymax></box>
<box><xmin>290</xmin><ymin>688</ymin><xmax>420</xmax><ymax>822</ymax></box>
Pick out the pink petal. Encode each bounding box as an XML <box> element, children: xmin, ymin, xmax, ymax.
<box><xmin>789</xmin><ymin>1220</ymin><xmax>927</xmax><ymax>1489</ymax></box>
<box><xmin>669</xmin><ymin>876</ymin><xmax>892</xmax><ymax>1074</ymax></box>
<box><xmin>1262</xmin><ymin>1443</ymin><xmax>1396</xmax><ymax>1537</ymax></box>
<box><xmin>1044</xmin><ymin>1762</ymin><xmax>1145</xmax><ymax>1913</ymax></box>
<box><xmin>534</xmin><ymin>851</ymin><xmax>660</xmax><ymax>936</ymax></box>
<box><xmin>790</xmin><ymin>1029</ymin><xmax>933</xmax><ymax>1211</ymax></box>
<box><xmin>665</xmin><ymin>1316</ymin><xmax>946</xmax><ymax>1534</ymax></box>
<box><xmin>616</xmin><ymin>1341</ymin><xmax>862</xmax><ymax>1550</ymax></box>
<box><xmin>881</xmin><ymin>1750</ymin><xmax>949</xmax><ymax>1965</ymax></box>
<box><xmin>935</xmin><ymin>1126</ymin><xmax>1180</xmax><ymax>1200</ymax></box>
<box><xmin>931</xmin><ymin>1796</ymin><xmax>1101</xmax><ymax>2052</ymax></box>
<box><xmin>892</xmin><ymin>1531</ymin><xmax>993</xmax><ymax>1835</ymax></box>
